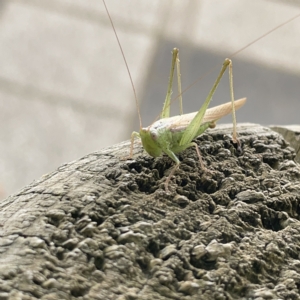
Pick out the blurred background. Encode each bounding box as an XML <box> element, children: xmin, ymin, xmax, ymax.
<box><xmin>0</xmin><ymin>0</ymin><xmax>300</xmax><ymax>199</ymax></box>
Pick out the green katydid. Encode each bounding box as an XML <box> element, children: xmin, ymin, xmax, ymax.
<box><xmin>103</xmin><ymin>0</ymin><xmax>300</xmax><ymax>191</ymax></box>
<box><xmin>129</xmin><ymin>48</ymin><xmax>246</xmax><ymax>191</ymax></box>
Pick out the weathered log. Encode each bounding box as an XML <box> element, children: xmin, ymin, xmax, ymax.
<box><xmin>271</xmin><ymin>125</ymin><xmax>300</xmax><ymax>163</ymax></box>
<box><xmin>0</xmin><ymin>123</ymin><xmax>300</xmax><ymax>299</ymax></box>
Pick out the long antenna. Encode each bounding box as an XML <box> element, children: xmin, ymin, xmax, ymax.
<box><xmin>102</xmin><ymin>0</ymin><xmax>142</xmax><ymax>129</ymax></box>
<box><xmin>147</xmin><ymin>11</ymin><xmax>300</xmax><ymax>125</ymax></box>
<box><xmin>174</xmin><ymin>12</ymin><xmax>300</xmax><ymax>107</ymax></box>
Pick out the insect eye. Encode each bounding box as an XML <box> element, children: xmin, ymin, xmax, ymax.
<box><xmin>151</xmin><ymin>133</ymin><xmax>157</xmax><ymax>140</ymax></box>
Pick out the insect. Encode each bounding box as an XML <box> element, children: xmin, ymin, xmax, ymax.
<box><xmin>103</xmin><ymin>1</ymin><xmax>300</xmax><ymax>191</ymax></box>
<box><xmin>129</xmin><ymin>49</ymin><xmax>246</xmax><ymax>191</ymax></box>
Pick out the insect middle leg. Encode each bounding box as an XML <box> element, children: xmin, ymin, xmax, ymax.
<box><xmin>161</xmin><ymin>48</ymin><xmax>183</xmax><ymax>119</ymax></box>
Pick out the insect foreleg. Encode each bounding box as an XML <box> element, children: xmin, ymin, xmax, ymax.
<box><xmin>163</xmin><ymin>148</ymin><xmax>180</xmax><ymax>191</ymax></box>
<box><xmin>164</xmin><ymin>141</ymin><xmax>206</xmax><ymax>191</ymax></box>
<box><xmin>129</xmin><ymin>131</ymin><xmax>140</xmax><ymax>158</ymax></box>
<box><xmin>191</xmin><ymin>142</ymin><xmax>205</xmax><ymax>169</ymax></box>
<box><xmin>165</xmin><ymin>164</ymin><xmax>180</xmax><ymax>192</ymax></box>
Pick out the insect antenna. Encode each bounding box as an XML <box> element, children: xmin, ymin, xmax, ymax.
<box><xmin>152</xmin><ymin>11</ymin><xmax>300</xmax><ymax>124</ymax></box>
<box><xmin>102</xmin><ymin>0</ymin><xmax>142</xmax><ymax>130</ymax></box>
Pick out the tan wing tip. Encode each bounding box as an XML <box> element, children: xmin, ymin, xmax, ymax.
<box><xmin>235</xmin><ymin>97</ymin><xmax>247</xmax><ymax>109</ymax></box>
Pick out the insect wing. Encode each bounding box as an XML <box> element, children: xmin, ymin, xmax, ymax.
<box><xmin>201</xmin><ymin>97</ymin><xmax>246</xmax><ymax>124</ymax></box>
<box><xmin>166</xmin><ymin>98</ymin><xmax>246</xmax><ymax>139</ymax></box>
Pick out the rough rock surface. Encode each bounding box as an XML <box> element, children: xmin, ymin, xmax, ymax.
<box><xmin>0</xmin><ymin>123</ymin><xmax>300</xmax><ymax>300</ymax></box>
<box><xmin>271</xmin><ymin>125</ymin><xmax>300</xmax><ymax>163</ymax></box>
